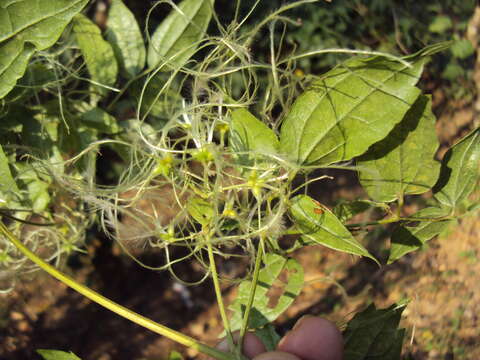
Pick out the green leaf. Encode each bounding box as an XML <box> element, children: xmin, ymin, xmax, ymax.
<box><xmin>433</xmin><ymin>128</ymin><xmax>480</xmax><ymax>208</ymax></box>
<box><xmin>73</xmin><ymin>14</ymin><xmax>118</xmax><ymax>93</ymax></box>
<box><xmin>254</xmin><ymin>324</ymin><xmax>282</xmax><ymax>351</ymax></box>
<box><xmin>0</xmin><ymin>145</ymin><xmax>19</xmax><ymax>196</ymax></box>
<box><xmin>290</xmin><ymin>195</ymin><xmax>377</xmax><ymax>263</ymax></box>
<box><xmin>333</xmin><ymin>200</ymin><xmax>387</xmax><ymax>223</ymax></box>
<box><xmin>343</xmin><ymin>302</ymin><xmax>407</xmax><ymax>360</ymax></box>
<box><xmin>388</xmin><ymin>207</ymin><xmax>454</xmax><ymax>264</ymax></box>
<box><xmin>106</xmin><ymin>0</ymin><xmax>145</xmax><ymax>78</ymax></box>
<box><xmin>37</xmin><ymin>349</ymin><xmax>81</xmax><ymax>360</ymax></box>
<box><xmin>80</xmin><ymin>108</ymin><xmax>119</xmax><ymax>134</ymax></box>
<box><xmin>357</xmin><ymin>95</ymin><xmax>440</xmax><ymax>202</ymax></box>
<box><xmin>186</xmin><ymin>197</ymin><xmax>214</xmax><ymax>225</ymax></box>
<box><xmin>428</xmin><ymin>16</ymin><xmax>452</xmax><ymax>33</ymax></box>
<box><xmin>230</xmin><ymin>108</ymin><xmax>279</xmax><ymax>163</ymax></box>
<box><xmin>229</xmin><ymin>253</ymin><xmax>304</xmax><ymax>332</ymax></box>
<box><xmin>0</xmin><ymin>0</ymin><xmax>88</xmax><ymax>98</ymax></box>
<box><xmin>450</xmin><ymin>39</ymin><xmax>475</xmax><ymax>60</ymax></box>
<box><xmin>147</xmin><ymin>0</ymin><xmax>213</xmax><ymax>70</ymax></box>
<box><xmin>168</xmin><ymin>350</ymin><xmax>184</xmax><ymax>360</ymax></box>
<box><xmin>279</xmin><ymin>55</ymin><xmax>425</xmax><ymax>166</ymax></box>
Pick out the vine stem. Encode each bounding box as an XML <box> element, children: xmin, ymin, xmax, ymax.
<box><xmin>206</xmin><ymin>234</ymin><xmax>236</xmax><ymax>354</ymax></box>
<box><xmin>238</xmin><ymin>236</ymin><xmax>265</xmax><ymax>352</ymax></box>
<box><xmin>0</xmin><ymin>222</ymin><xmax>234</xmax><ymax>360</ymax></box>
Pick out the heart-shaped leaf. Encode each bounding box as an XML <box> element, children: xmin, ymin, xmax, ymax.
<box><xmin>358</xmin><ymin>95</ymin><xmax>440</xmax><ymax>202</ymax></box>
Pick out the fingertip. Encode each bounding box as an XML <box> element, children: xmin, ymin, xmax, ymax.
<box><xmin>216</xmin><ymin>331</ymin><xmax>267</xmax><ymax>359</ymax></box>
<box><xmin>277</xmin><ymin>317</ymin><xmax>344</xmax><ymax>360</ymax></box>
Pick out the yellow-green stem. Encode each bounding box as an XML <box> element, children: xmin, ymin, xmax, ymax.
<box><xmin>0</xmin><ymin>222</ymin><xmax>233</xmax><ymax>360</ymax></box>
<box><xmin>238</xmin><ymin>236</ymin><xmax>265</xmax><ymax>351</ymax></box>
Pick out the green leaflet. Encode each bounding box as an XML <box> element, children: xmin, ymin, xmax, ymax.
<box><xmin>254</xmin><ymin>324</ymin><xmax>282</xmax><ymax>351</ymax></box>
<box><xmin>106</xmin><ymin>0</ymin><xmax>145</xmax><ymax>78</ymax></box>
<box><xmin>186</xmin><ymin>197</ymin><xmax>214</xmax><ymax>226</ymax></box>
<box><xmin>80</xmin><ymin>108</ymin><xmax>119</xmax><ymax>134</ymax></box>
<box><xmin>388</xmin><ymin>207</ymin><xmax>453</xmax><ymax>264</ymax></box>
<box><xmin>147</xmin><ymin>0</ymin><xmax>213</xmax><ymax>70</ymax></box>
<box><xmin>279</xmin><ymin>55</ymin><xmax>425</xmax><ymax>166</ymax></box>
<box><xmin>358</xmin><ymin>95</ymin><xmax>440</xmax><ymax>203</ymax></box>
<box><xmin>333</xmin><ymin>199</ymin><xmax>388</xmax><ymax>223</ymax></box>
<box><xmin>228</xmin><ymin>253</ymin><xmax>303</xmax><ymax>332</ymax></box>
<box><xmin>73</xmin><ymin>14</ymin><xmax>118</xmax><ymax>94</ymax></box>
<box><xmin>230</xmin><ymin>108</ymin><xmax>279</xmax><ymax>164</ymax></box>
<box><xmin>0</xmin><ymin>145</ymin><xmax>19</xmax><ymax>196</ymax></box>
<box><xmin>433</xmin><ymin>128</ymin><xmax>479</xmax><ymax>209</ymax></box>
<box><xmin>37</xmin><ymin>349</ymin><xmax>81</xmax><ymax>360</ymax></box>
<box><xmin>0</xmin><ymin>0</ymin><xmax>88</xmax><ymax>98</ymax></box>
<box><xmin>290</xmin><ymin>195</ymin><xmax>378</xmax><ymax>263</ymax></box>
<box><xmin>343</xmin><ymin>302</ymin><xmax>407</xmax><ymax>360</ymax></box>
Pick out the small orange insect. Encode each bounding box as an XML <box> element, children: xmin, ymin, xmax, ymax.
<box><xmin>312</xmin><ymin>199</ymin><xmax>325</xmax><ymax>215</ymax></box>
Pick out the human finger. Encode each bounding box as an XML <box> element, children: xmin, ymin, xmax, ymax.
<box><xmin>216</xmin><ymin>331</ymin><xmax>267</xmax><ymax>359</ymax></box>
<box><xmin>277</xmin><ymin>316</ymin><xmax>343</xmax><ymax>360</ymax></box>
<box><xmin>253</xmin><ymin>350</ymin><xmax>302</xmax><ymax>360</ymax></box>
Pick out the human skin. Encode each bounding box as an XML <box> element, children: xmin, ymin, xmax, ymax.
<box><xmin>216</xmin><ymin>316</ymin><xmax>344</xmax><ymax>360</ymax></box>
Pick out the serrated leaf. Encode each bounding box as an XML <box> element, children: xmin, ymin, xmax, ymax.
<box><xmin>106</xmin><ymin>0</ymin><xmax>145</xmax><ymax>78</ymax></box>
<box><xmin>433</xmin><ymin>128</ymin><xmax>479</xmax><ymax>208</ymax></box>
<box><xmin>280</xmin><ymin>55</ymin><xmax>425</xmax><ymax>166</ymax></box>
<box><xmin>343</xmin><ymin>303</ymin><xmax>406</xmax><ymax>360</ymax></box>
<box><xmin>358</xmin><ymin>95</ymin><xmax>440</xmax><ymax>203</ymax></box>
<box><xmin>37</xmin><ymin>349</ymin><xmax>81</xmax><ymax>360</ymax></box>
<box><xmin>229</xmin><ymin>254</ymin><xmax>303</xmax><ymax>332</ymax></box>
<box><xmin>388</xmin><ymin>207</ymin><xmax>454</xmax><ymax>264</ymax></box>
<box><xmin>80</xmin><ymin>108</ymin><xmax>119</xmax><ymax>134</ymax></box>
<box><xmin>73</xmin><ymin>14</ymin><xmax>118</xmax><ymax>94</ymax></box>
<box><xmin>290</xmin><ymin>195</ymin><xmax>378</xmax><ymax>263</ymax></box>
<box><xmin>230</xmin><ymin>108</ymin><xmax>279</xmax><ymax>164</ymax></box>
<box><xmin>0</xmin><ymin>0</ymin><xmax>88</xmax><ymax>98</ymax></box>
<box><xmin>0</xmin><ymin>145</ymin><xmax>19</xmax><ymax>195</ymax></box>
<box><xmin>147</xmin><ymin>0</ymin><xmax>213</xmax><ymax>70</ymax></box>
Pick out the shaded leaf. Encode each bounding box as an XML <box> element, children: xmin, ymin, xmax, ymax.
<box><xmin>106</xmin><ymin>0</ymin><xmax>145</xmax><ymax>78</ymax></box>
<box><xmin>73</xmin><ymin>14</ymin><xmax>118</xmax><ymax>94</ymax></box>
<box><xmin>388</xmin><ymin>207</ymin><xmax>454</xmax><ymax>264</ymax></box>
<box><xmin>433</xmin><ymin>128</ymin><xmax>479</xmax><ymax>208</ymax></box>
<box><xmin>280</xmin><ymin>55</ymin><xmax>425</xmax><ymax>166</ymax></box>
<box><xmin>147</xmin><ymin>0</ymin><xmax>213</xmax><ymax>70</ymax></box>
<box><xmin>343</xmin><ymin>302</ymin><xmax>407</xmax><ymax>360</ymax></box>
<box><xmin>230</xmin><ymin>108</ymin><xmax>279</xmax><ymax>163</ymax></box>
<box><xmin>229</xmin><ymin>254</ymin><xmax>303</xmax><ymax>332</ymax></box>
<box><xmin>0</xmin><ymin>144</ymin><xmax>19</xmax><ymax>195</ymax></box>
<box><xmin>254</xmin><ymin>324</ymin><xmax>281</xmax><ymax>351</ymax></box>
<box><xmin>80</xmin><ymin>108</ymin><xmax>119</xmax><ymax>134</ymax></box>
<box><xmin>333</xmin><ymin>199</ymin><xmax>388</xmax><ymax>223</ymax></box>
<box><xmin>290</xmin><ymin>195</ymin><xmax>377</xmax><ymax>263</ymax></box>
<box><xmin>358</xmin><ymin>95</ymin><xmax>440</xmax><ymax>202</ymax></box>
<box><xmin>37</xmin><ymin>349</ymin><xmax>81</xmax><ymax>360</ymax></box>
<box><xmin>0</xmin><ymin>0</ymin><xmax>88</xmax><ymax>98</ymax></box>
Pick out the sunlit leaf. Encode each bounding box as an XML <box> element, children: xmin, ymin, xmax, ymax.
<box><xmin>106</xmin><ymin>0</ymin><xmax>145</xmax><ymax>78</ymax></box>
<box><xmin>0</xmin><ymin>145</ymin><xmax>19</xmax><ymax>195</ymax></box>
<box><xmin>187</xmin><ymin>196</ymin><xmax>214</xmax><ymax>226</ymax></box>
<box><xmin>280</xmin><ymin>55</ymin><xmax>425</xmax><ymax>166</ymax></box>
<box><xmin>433</xmin><ymin>128</ymin><xmax>479</xmax><ymax>208</ymax></box>
<box><xmin>358</xmin><ymin>95</ymin><xmax>440</xmax><ymax>202</ymax></box>
<box><xmin>73</xmin><ymin>14</ymin><xmax>118</xmax><ymax>95</ymax></box>
<box><xmin>230</xmin><ymin>108</ymin><xmax>279</xmax><ymax>164</ymax></box>
<box><xmin>0</xmin><ymin>0</ymin><xmax>88</xmax><ymax>98</ymax></box>
<box><xmin>37</xmin><ymin>349</ymin><xmax>81</xmax><ymax>360</ymax></box>
<box><xmin>229</xmin><ymin>253</ymin><xmax>304</xmax><ymax>332</ymax></box>
<box><xmin>388</xmin><ymin>207</ymin><xmax>453</xmax><ymax>264</ymax></box>
<box><xmin>343</xmin><ymin>302</ymin><xmax>407</xmax><ymax>360</ymax></box>
<box><xmin>290</xmin><ymin>195</ymin><xmax>378</xmax><ymax>263</ymax></box>
<box><xmin>147</xmin><ymin>0</ymin><xmax>213</xmax><ymax>70</ymax></box>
